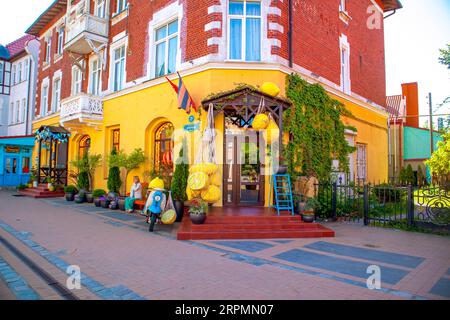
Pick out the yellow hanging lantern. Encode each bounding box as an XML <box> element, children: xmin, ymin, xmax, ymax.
<box><xmin>210</xmin><ymin>171</ymin><xmax>222</xmax><ymax>186</ymax></box>
<box><xmin>252</xmin><ymin>113</ymin><xmax>270</xmax><ymax>130</ymax></box>
<box><xmin>263</xmin><ymin>118</ymin><xmax>280</xmax><ymax>144</ymax></box>
<box><xmin>161</xmin><ymin>209</ymin><xmax>177</xmax><ymax>224</ymax></box>
<box><xmin>201</xmin><ymin>185</ymin><xmax>221</xmax><ymax>203</ymax></box>
<box><xmin>261</xmin><ymin>82</ymin><xmax>280</xmax><ymax>97</ymax></box>
<box><xmin>188</xmin><ymin>172</ymin><xmax>209</xmax><ymax>190</ymax></box>
<box><xmin>149</xmin><ymin>177</ymin><xmax>165</xmax><ymax>190</ymax></box>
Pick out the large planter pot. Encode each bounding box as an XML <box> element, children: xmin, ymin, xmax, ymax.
<box><xmin>109</xmin><ymin>200</ymin><xmax>119</xmax><ymax>210</ymax></box>
<box><xmin>85</xmin><ymin>193</ymin><xmax>94</xmax><ymax>203</ymax></box>
<box><xmin>190</xmin><ymin>213</ymin><xmax>206</xmax><ymax>225</ymax></box>
<box><xmin>74</xmin><ymin>194</ymin><xmax>85</xmax><ymax>204</ymax></box>
<box><xmin>65</xmin><ymin>192</ymin><xmax>75</xmax><ymax>201</ymax></box>
<box><xmin>94</xmin><ymin>197</ymin><xmax>102</xmax><ymax>207</ymax></box>
<box><xmin>100</xmin><ymin>199</ymin><xmax>110</xmax><ymax>209</ymax></box>
<box><xmin>118</xmin><ymin>197</ymin><xmax>126</xmax><ymax>211</ymax></box>
<box><xmin>301</xmin><ymin>213</ymin><xmax>315</xmax><ymax>223</ymax></box>
<box><xmin>174</xmin><ymin>200</ymin><xmax>184</xmax><ymax>222</ymax></box>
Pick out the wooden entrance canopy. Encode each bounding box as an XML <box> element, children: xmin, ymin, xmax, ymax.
<box><xmin>35</xmin><ymin>126</ymin><xmax>70</xmax><ymax>185</ymax></box>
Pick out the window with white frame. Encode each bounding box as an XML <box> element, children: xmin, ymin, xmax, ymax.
<box><xmin>22</xmin><ymin>98</ymin><xmax>27</xmax><ymax>122</ymax></box>
<box><xmin>41</xmin><ymin>84</ymin><xmax>49</xmax><ymax>116</ymax></box>
<box><xmin>45</xmin><ymin>37</ymin><xmax>51</xmax><ymax>64</ymax></box>
<box><xmin>340</xmin><ymin>38</ymin><xmax>351</xmax><ymax>94</ymax></box>
<box><xmin>24</xmin><ymin>59</ymin><xmax>29</xmax><ymax>81</ymax></box>
<box><xmin>72</xmin><ymin>67</ymin><xmax>82</xmax><ymax>95</ymax></box>
<box><xmin>228</xmin><ymin>0</ymin><xmax>261</xmax><ymax>62</ymax></box>
<box><xmin>11</xmin><ymin>65</ymin><xmax>16</xmax><ymax>85</ymax></box>
<box><xmin>154</xmin><ymin>19</ymin><xmax>178</xmax><ymax>77</ymax></box>
<box><xmin>113</xmin><ymin>46</ymin><xmax>125</xmax><ymax>92</ymax></box>
<box><xmin>52</xmin><ymin>77</ymin><xmax>61</xmax><ymax>112</ymax></box>
<box><xmin>17</xmin><ymin>62</ymin><xmax>22</xmax><ymax>83</ymax></box>
<box><xmin>57</xmin><ymin>27</ymin><xmax>64</xmax><ymax>55</ymax></box>
<box><xmin>90</xmin><ymin>58</ymin><xmax>102</xmax><ymax>95</ymax></box>
<box><xmin>15</xmin><ymin>100</ymin><xmax>20</xmax><ymax>123</ymax></box>
<box><xmin>356</xmin><ymin>143</ymin><xmax>367</xmax><ymax>182</ymax></box>
<box><xmin>95</xmin><ymin>0</ymin><xmax>106</xmax><ymax>18</ymax></box>
<box><xmin>117</xmin><ymin>0</ymin><xmax>127</xmax><ymax>14</ymax></box>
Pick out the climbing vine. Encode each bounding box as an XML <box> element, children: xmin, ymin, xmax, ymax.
<box><xmin>283</xmin><ymin>74</ymin><xmax>356</xmax><ymax>180</ymax></box>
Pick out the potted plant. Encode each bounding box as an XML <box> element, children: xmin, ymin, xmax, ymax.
<box><xmin>64</xmin><ymin>185</ymin><xmax>77</xmax><ymax>201</ymax></box>
<box><xmin>92</xmin><ymin>189</ymin><xmax>106</xmax><ymax>207</ymax></box>
<box><xmin>301</xmin><ymin>197</ymin><xmax>318</xmax><ymax>223</ymax></box>
<box><xmin>188</xmin><ymin>198</ymin><xmax>208</xmax><ymax>225</ymax></box>
<box><xmin>71</xmin><ymin>153</ymin><xmax>101</xmax><ymax>202</ymax></box>
<box><xmin>171</xmin><ymin>147</ymin><xmax>189</xmax><ymax>222</ymax></box>
<box><xmin>108</xmin><ymin>148</ymin><xmax>145</xmax><ymax>195</ymax></box>
<box><xmin>30</xmin><ymin>167</ymin><xmax>38</xmax><ymax>188</ymax></box>
<box><xmin>16</xmin><ymin>184</ymin><xmax>27</xmax><ymax>191</ymax></box>
<box><xmin>44</xmin><ymin>176</ymin><xmax>53</xmax><ymax>189</ymax></box>
<box><xmin>74</xmin><ymin>189</ymin><xmax>86</xmax><ymax>203</ymax></box>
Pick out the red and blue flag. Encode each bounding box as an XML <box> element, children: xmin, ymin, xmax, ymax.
<box><xmin>166</xmin><ymin>72</ymin><xmax>197</xmax><ymax>114</ymax></box>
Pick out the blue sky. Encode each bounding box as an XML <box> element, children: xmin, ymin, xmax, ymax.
<box><xmin>0</xmin><ymin>0</ymin><xmax>448</xmax><ymax>125</ymax></box>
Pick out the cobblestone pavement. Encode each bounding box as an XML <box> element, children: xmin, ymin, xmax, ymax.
<box><xmin>0</xmin><ymin>190</ymin><xmax>449</xmax><ymax>300</ymax></box>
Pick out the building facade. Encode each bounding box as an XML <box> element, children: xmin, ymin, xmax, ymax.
<box><xmin>27</xmin><ymin>0</ymin><xmax>401</xmax><ymax>205</ymax></box>
<box><xmin>0</xmin><ymin>35</ymin><xmax>39</xmax><ymax>186</ymax></box>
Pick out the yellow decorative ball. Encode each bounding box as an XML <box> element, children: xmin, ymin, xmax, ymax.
<box><xmin>203</xmin><ymin>162</ymin><xmax>218</xmax><ymax>175</ymax></box>
<box><xmin>210</xmin><ymin>171</ymin><xmax>222</xmax><ymax>186</ymax></box>
<box><xmin>149</xmin><ymin>177</ymin><xmax>165</xmax><ymax>190</ymax></box>
<box><xmin>161</xmin><ymin>209</ymin><xmax>177</xmax><ymax>224</ymax></box>
<box><xmin>261</xmin><ymin>82</ymin><xmax>280</xmax><ymax>97</ymax></box>
<box><xmin>186</xmin><ymin>187</ymin><xmax>201</xmax><ymax>200</ymax></box>
<box><xmin>263</xmin><ymin>119</ymin><xmax>280</xmax><ymax>144</ymax></box>
<box><xmin>252</xmin><ymin>114</ymin><xmax>270</xmax><ymax>130</ymax></box>
<box><xmin>188</xmin><ymin>172</ymin><xmax>209</xmax><ymax>191</ymax></box>
<box><xmin>201</xmin><ymin>185</ymin><xmax>221</xmax><ymax>203</ymax></box>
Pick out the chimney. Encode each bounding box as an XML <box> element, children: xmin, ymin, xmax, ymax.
<box><xmin>401</xmin><ymin>82</ymin><xmax>419</xmax><ymax>128</ymax></box>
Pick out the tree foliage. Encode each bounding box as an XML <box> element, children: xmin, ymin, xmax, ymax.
<box><xmin>283</xmin><ymin>74</ymin><xmax>356</xmax><ymax>180</ymax></box>
<box><xmin>107</xmin><ymin>149</ymin><xmax>122</xmax><ymax>193</ymax></box>
<box><xmin>70</xmin><ymin>153</ymin><xmax>102</xmax><ymax>191</ymax></box>
<box><xmin>425</xmin><ymin>131</ymin><xmax>450</xmax><ymax>184</ymax></box>
<box><xmin>439</xmin><ymin>44</ymin><xmax>450</xmax><ymax>69</ymax></box>
<box><xmin>108</xmin><ymin>148</ymin><xmax>146</xmax><ymax>192</ymax></box>
<box><xmin>171</xmin><ymin>142</ymin><xmax>189</xmax><ymax>201</ymax></box>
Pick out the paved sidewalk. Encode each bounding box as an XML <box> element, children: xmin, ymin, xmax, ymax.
<box><xmin>0</xmin><ymin>191</ymin><xmax>449</xmax><ymax>300</ymax></box>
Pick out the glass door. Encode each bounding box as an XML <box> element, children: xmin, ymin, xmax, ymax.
<box><xmin>4</xmin><ymin>156</ymin><xmax>19</xmax><ymax>186</ymax></box>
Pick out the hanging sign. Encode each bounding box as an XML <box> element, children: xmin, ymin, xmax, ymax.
<box><xmin>183</xmin><ymin>122</ymin><xmax>200</xmax><ymax>132</ymax></box>
<box><xmin>5</xmin><ymin>146</ymin><xmax>20</xmax><ymax>153</ymax></box>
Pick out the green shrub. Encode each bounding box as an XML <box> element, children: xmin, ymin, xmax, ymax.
<box><xmin>92</xmin><ymin>189</ymin><xmax>107</xmax><ymax>198</ymax></box>
<box><xmin>64</xmin><ymin>185</ymin><xmax>78</xmax><ymax>193</ymax></box>
<box><xmin>107</xmin><ymin>149</ymin><xmax>122</xmax><ymax>193</ymax></box>
<box><xmin>372</xmin><ymin>184</ymin><xmax>404</xmax><ymax>203</ymax></box>
<box><xmin>77</xmin><ymin>171</ymin><xmax>89</xmax><ymax>190</ymax></box>
<box><xmin>16</xmin><ymin>184</ymin><xmax>27</xmax><ymax>190</ymax></box>
<box><xmin>171</xmin><ymin>146</ymin><xmax>189</xmax><ymax>201</ymax></box>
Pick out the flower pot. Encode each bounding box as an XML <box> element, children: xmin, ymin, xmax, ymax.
<box><xmin>47</xmin><ymin>183</ymin><xmax>52</xmax><ymax>189</ymax></box>
<box><xmin>109</xmin><ymin>200</ymin><xmax>119</xmax><ymax>210</ymax></box>
<box><xmin>190</xmin><ymin>213</ymin><xmax>206</xmax><ymax>225</ymax></box>
<box><xmin>94</xmin><ymin>197</ymin><xmax>102</xmax><ymax>207</ymax></box>
<box><xmin>85</xmin><ymin>193</ymin><xmax>94</xmax><ymax>203</ymax></box>
<box><xmin>48</xmin><ymin>185</ymin><xmax>56</xmax><ymax>192</ymax></box>
<box><xmin>118</xmin><ymin>198</ymin><xmax>126</xmax><ymax>211</ymax></box>
<box><xmin>276</xmin><ymin>165</ymin><xmax>288</xmax><ymax>174</ymax></box>
<box><xmin>65</xmin><ymin>192</ymin><xmax>75</xmax><ymax>201</ymax></box>
<box><xmin>100</xmin><ymin>199</ymin><xmax>110</xmax><ymax>209</ymax></box>
<box><xmin>301</xmin><ymin>213</ymin><xmax>315</xmax><ymax>223</ymax></box>
<box><xmin>174</xmin><ymin>200</ymin><xmax>184</xmax><ymax>222</ymax></box>
<box><xmin>74</xmin><ymin>194</ymin><xmax>85</xmax><ymax>204</ymax></box>
<box><xmin>32</xmin><ymin>181</ymin><xmax>38</xmax><ymax>188</ymax></box>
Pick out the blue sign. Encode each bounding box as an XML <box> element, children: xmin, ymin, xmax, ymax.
<box><xmin>183</xmin><ymin>123</ymin><xmax>200</xmax><ymax>132</ymax></box>
<box><xmin>188</xmin><ymin>115</ymin><xmax>195</xmax><ymax>123</ymax></box>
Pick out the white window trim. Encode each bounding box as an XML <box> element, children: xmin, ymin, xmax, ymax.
<box><xmin>22</xmin><ymin>98</ymin><xmax>27</xmax><ymax>123</ymax></box>
<box><xmin>88</xmin><ymin>55</ymin><xmax>102</xmax><ymax>95</ymax></box>
<box><xmin>147</xmin><ymin>2</ymin><xmax>182</xmax><ymax>80</ymax></box>
<box><xmin>227</xmin><ymin>0</ymin><xmax>263</xmax><ymax>62</ymax></box>
<box><xmin>115</xmin><ymin>0</ymin><xmax>128</xmax><ymax>15</ymax></box>
<box><xmin>71</xmin><ymin>66</ymin><xmax>83</xmax><ymax>95</ymax></box>
<box><xmin>108</xmin><ymin>36</ymin><xmax>128</xmax><ymax>93</ymax></box>
<box><xmin>9</xmin><ymin>102</ymin><xmax>14</xmax><ymax>124</ymax></box>
<box><xmin>52</xmin><ymin>70</ymin><xmax>62</xmax><ymax>112</ymax></box>
<box><xmin>40</xmin><ymin>77</ymin><xmax>50</xmax><ymax>117</ymax></box>
<box><xmin>339</xmin><ymin>34</ymin><xmax>351</xmax><ymax>95</ymax></box>
<box><xmin>94</xmin><ymin>0</ymin><xmax>107</xmax><ymax>18</ymax></box>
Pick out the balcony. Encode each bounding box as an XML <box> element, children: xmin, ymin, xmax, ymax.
<box><xmin>60</xmin><ymin>93</ymin><xmax>103</xmax><ymax>127</ymax></box>
<box><xmin>64</xmin><ymin>14</ymin><xmax>109</xmax><ymax>55</ymax></box>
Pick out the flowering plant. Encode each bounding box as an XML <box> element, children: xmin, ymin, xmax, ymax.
<box><xmin>188</xmin><ymin>198</ymin><xmax>208</xmax><ymax>215</ymax></box>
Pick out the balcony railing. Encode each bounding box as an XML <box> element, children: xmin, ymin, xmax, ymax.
<box><xmin>60</xmin><ymin>93</ymin><xmax>103</xmax><ymax>125</ymax></box>
<box><xmin>65</xmin><ymin>14</ymin><xmax>109</xmax><ymax>54</ymax></box>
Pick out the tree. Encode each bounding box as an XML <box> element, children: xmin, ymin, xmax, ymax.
<box><xmin>425</xmin><ymin>131</ymin><xmax>450</xmax><ymax>185</ymax></box>
<box><xmin>109</xmin><ymin>148</ymin><xmax>146</xmax><ymax>193</ymax></box>
<box><xmin>171</xmin><ymin>142</ymin><xmax>189</xmax><ymax>201</ymax></box>
<box><xmin>70</xmin><ymin>153</ymin><xmax>102</xmax><ymax>191</ymax></box>
<box><xmin>417</xmin><ymin>165</ymin><xmax>427</xmax><ymax>187</ymax></box>
<box><xmin>284</xmin><ymin>74</ymin><xmax>356</xmax><ymax>180</ymax></box>
<box><xmin>438</xmin><ymin>44</ymin><xmax>450</xmax><ymax>69</ymax></box>
<box><xmin>405</xmin><ymin>164</ymin><xmax>415</xmax><ymax>185</ymax></box>
<box><xmin>107</xmin><ymin>149</ymin><xmax>122</xmax><ymax>193</ymax></box>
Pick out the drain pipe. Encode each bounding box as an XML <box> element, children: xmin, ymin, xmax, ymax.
<box><xmin>288</xmin><ymin>0</ymin><xmax>293</xmax><ymax>68</ymax></box>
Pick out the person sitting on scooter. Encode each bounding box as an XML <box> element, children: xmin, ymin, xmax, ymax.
<box><xmin>124</xmin><ymin>176</ymin><xmax>142</xmax><ymax>213</ymax></box>
<box><xmin>143</xmin><ymin>187</ymin><xmax>166</xmax><ymax>232</ymax></box>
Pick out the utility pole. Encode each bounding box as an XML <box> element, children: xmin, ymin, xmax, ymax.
<box><xmin>428</xmin><ymin>92</ymin><xmax>434</xmax><ymax>156</ymax></box>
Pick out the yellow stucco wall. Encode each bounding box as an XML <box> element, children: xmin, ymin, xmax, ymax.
<box><xmin>31</xmin><ymin>68</ymin><xmax>388</xmax><ymax>204</ymax></box>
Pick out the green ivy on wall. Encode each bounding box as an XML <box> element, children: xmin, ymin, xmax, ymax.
<box><xmin>283</xmin><ymin>74</ymin><xmax>356</xmax><ymax>180</ymax></box>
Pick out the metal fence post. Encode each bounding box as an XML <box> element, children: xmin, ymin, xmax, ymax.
<box><xmin>407</xmin><ymin>184</ymin><xmax>414</xmax><ymax>226</ymax></box>
<box><xmin>331</xmin><ymin>182</ymin><xmax>337</xmax><ymax>221</ymax></box>
<box><xmin>363</xmin><ymin>184</ymin><xmax>369</xmax><ymax>225</ymax></box>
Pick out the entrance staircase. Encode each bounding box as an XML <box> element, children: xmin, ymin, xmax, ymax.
<box><xmin>177</xmin><ymin>214</ymin><xmax>335</xmax><ymax>240</ymax></box>
<box><xmin>18</xmin><ymin>184</ymin><xmax>65</xmax><ymax>198</ymax></box>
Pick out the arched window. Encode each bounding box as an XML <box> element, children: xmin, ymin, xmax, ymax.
<box><xmin>154</xmin><ymin>122</ymin><xmax>174</xmax><ymax>171</ymax></box>
<box><xmin>78</xmin><ymin>135</ymin><xmax>91</xmax><ymax>159</ymax></box>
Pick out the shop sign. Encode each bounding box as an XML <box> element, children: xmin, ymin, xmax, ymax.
<box><xmin>5</xmin><ymin>146</ymin><xmax>20</xmax><ymax>153</ymax></box>
<box><xmin>183</xmin><ymin>123</ymin><xmax>200</xmax><ymax>132</ymax></box>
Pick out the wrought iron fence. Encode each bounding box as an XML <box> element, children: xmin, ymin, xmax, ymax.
<box><xmin>313</xmin><ymin>181</ymin><xmax>450</xmax><ymax>230</ymax></box>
